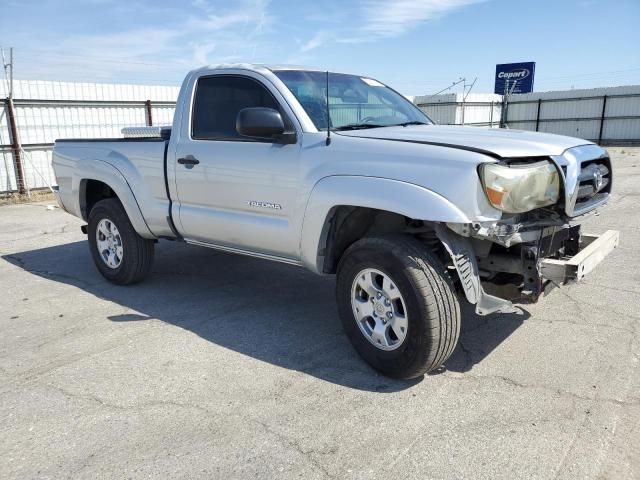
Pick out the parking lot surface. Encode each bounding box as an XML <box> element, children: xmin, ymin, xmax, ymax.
<box><xmin>1</xmin><ymin>148</ymin><xmax>639</xmax><ymax>479</ymax></box>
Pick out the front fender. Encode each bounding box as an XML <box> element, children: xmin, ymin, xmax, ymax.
<box><xmin>299</xmin><ymin>175</ymin><xmax>470</xmax><ymax>272</ymax></box>
<box><xmin>73</xmin><ymin>159</ymin><xmax>155</xmax><ymax>239</ymax></box>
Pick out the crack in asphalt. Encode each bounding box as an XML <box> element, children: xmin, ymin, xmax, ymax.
<box><xmin>582</xmin><ymin>281</ymin><xmax>640</xmax><ymax>296</ymax></box>
<box><xmin>552</xmin><ymin>408</ymin><xmax>590</xmax><ymax>480</ymax></box>
<box><xmin>526</xmin><ymin>317</ymin><xmax>635</xmax><ymax>334</ymax></box>
<box><xmin>2</xmin><ymin>173</ymin><xmax>639</xmax><ymax>479</ymax></box>
<box><xmin>38</xmin><ymin>381</ymin><xmax>217</xmax><ymax>418</ymax></box>
<box><xmin>555</xmin><ymin>287</ymin><xmax>640</xmax><ymax>321</ymax></box>
<box><xmin>440</xmin><ymin>373</ymin><xmax>640</xmax><ymax>407</ymax></box>
<box><xmin>253</xmin><ymin>419</ymin><xmax>337</xmax><ymax>479</ymax></box>
<box><xmin>0</xmin><ymin>222</ymin><xmax>79</xmax><ymax>244</ymax></box>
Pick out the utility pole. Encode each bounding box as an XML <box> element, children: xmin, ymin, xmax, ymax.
<box><xmin>2</xmin><ymin>47</ymin><xmax>27</xmax><ymax>194</ymax></box>
<box><xmin>461</xmin><ymin>78</ymin><xmax>467</xmax><ymax>125</ymax></box>
<box><xmin>1</xmin><ymin>47</ymin><xmax>14</xmax><ymax>98</ymax></box>
<box><xmin>500</xmin><ymin>79</ymin><xmax>508</xmax><ymax>128</ymax></box>
<box><xmin>9</xmin><ymin>47</ymin><xmax>13</xmax><ymax>98</ymax></box>
<box><xmin>500</xmin><ymin>78</ymin><xmax>518</xmax><ymax>129</ymax></box>
<box><xmin>460</xmin><ymin>77</ymin><xmax>477</xmax><ymax>126</ymax></box>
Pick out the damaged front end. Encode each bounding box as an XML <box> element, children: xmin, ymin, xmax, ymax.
<box><xmin>438</xmin><ymin>144</ymin><xmax>619</xmax><ymax>316</ymax></box>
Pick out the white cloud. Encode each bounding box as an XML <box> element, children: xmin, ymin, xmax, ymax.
<box><xmin>11</xmin><ymin>0</ymin><xmax>273</xmax><ymax>83</ymax></box>
<box><xmin>195</xmin><ymin>13</ymin><xmax>251</xmax><ymax>31</ymax></box>
<box><xmin>359</xmin><ymin>0</ymin><xmax>484</xmax><ymax>38</ymax></box>
<box><xmin>188</xmin><ymin>0</ymin><xmax>271</xmax><ymax>32</ymax></box>
<box><xmin>299</xmin><ymin>32</ymin><xmax>329</xmax><ymax>53</ymax></box>
<box><xmin>187</xmin><ymin>0</ymin><xmax>272</xmax><ymax>60</ymax></box>
<box><xmin>7</xmin><ymin>0</ymin><xmax>483</xmax><ymax>83</ymax></box>
<box><xmin>192</xmin><ymin>42</ymin><xmax>217</xmax><ymax>65</ymax></box>
<box><xmin>297</xmin><ymin>0</ymin><xmax>485</xmax><ymax>55</ymax></box>
<box><xmin>13</xmin><ymin>27</ymin><xmax>187</xmax><ymax>83</ymax></box>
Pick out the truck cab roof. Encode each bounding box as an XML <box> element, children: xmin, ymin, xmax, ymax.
<box><xmin>190</xmin><ymin>63</ymin><xmax>338</xmax><ymax>76</ymax></box>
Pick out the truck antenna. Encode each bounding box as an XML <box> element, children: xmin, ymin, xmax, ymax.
<box><xmin>325</xmin><ymin>70</ymin><xmax>331</xmax><ymax>146</ymax></box>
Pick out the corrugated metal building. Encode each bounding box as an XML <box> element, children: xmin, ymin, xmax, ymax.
<box><xmin>414</xmin><ymin>93</ymin><xmax>502</xmax><ymax>127</ymax></box>
<box><xmin>415</xmin><ymin>85</ymin><xmax>640</xmax><ymax>144</ymax></box>
<box><xmin>0</xmin><ymin>80</ymin><xmax>179</xmax><ymax>193</ymax></box>
<box><xmin>2</xmin><ymin>79</ymin><xmax>639</xmax><ymax>194</ymax></box>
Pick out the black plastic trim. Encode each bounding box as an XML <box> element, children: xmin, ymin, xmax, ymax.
<box><xmin>162</xmin><ymin>141</ymin><xmax>183</xmax><ymax>240</ymax></box>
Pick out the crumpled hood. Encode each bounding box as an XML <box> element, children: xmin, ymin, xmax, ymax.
<box><xmin>336</xmin><ymin>124</ymin><xmax>593</xmax><ymax>158</ymax></box>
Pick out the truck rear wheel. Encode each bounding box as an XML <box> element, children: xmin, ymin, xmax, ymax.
<box><xmin>88</xmin><ymin>198</ymin><xmax>154</xmax><ymax>285</ymax></box>
<box><xmin>336</xmin><ymin>235</ymin><xmax>460</xmax><ymax>379</ymax></box>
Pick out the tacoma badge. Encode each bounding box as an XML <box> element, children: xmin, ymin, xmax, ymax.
<box><xmin>248</xmin><ymin>200</ymin><xmax>282</xmax><ymax>210</ymax></box>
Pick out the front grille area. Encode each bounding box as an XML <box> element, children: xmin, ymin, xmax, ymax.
<box><xmin>552</xmin><ymin>145</ymin><xmax>612</xmax><ymax>217</ymax></box>
<box><xmin>571</xmin><ymin>156</ymin><xmax>612</xmax><ymax>214</ymax></box>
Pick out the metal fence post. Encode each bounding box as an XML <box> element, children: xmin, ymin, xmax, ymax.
<box><xmin>500</xmin><ymin>97</ymin><xmax>508</xmax><ymax>128</ymax></box>
<box><xmin>145</xmin><ymin>100</ymin><xmax>153</xmax><ymax>126</ymax></box>
<box><xmin>489</xmin><ymin>102</ymin><xmax>494</xmax><ymax>127</ymax></box>
<box><xmin>4</xmin><ymin>97</ymin><xmax>26</xmax><ymax>194</ymax></box>
<box><xmin>598</xmin><ymin>95</ymin><xmax>607</xmax><ymax>145</ymax></box>
<box><xmin>535</xmin><ymin>98</ymin><xmax>542</xmax><ymax>131</ymax></box>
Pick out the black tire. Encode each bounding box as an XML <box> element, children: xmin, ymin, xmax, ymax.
<box><xmin>336</xmin><ymin>234</ymin><xmax>460</xmax><ymax>379</ymax></box>
<box><xmin>88</xmin><ymin>198</ymin><xmax>154</xmax><ymax>285</ymax></box>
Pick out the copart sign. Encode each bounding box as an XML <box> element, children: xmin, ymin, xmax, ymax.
<box><xmin>494</xmin><ymin>62</ymin><xmax>535</xmax><ymax>94</ymax></box>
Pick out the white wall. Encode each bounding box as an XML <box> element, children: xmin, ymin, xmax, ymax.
<box><xmin>3</xmin><ymin>79</ymin><xmax>640</xmax><ymax>194</ymax></box>
<box><xmin>0</xmin><ymin>79</ymin><xmax>180</xmax><ymax>101</ymax></box>
<box><xmin>415</xmin><ymin>85</ymin><xmax>640</xmax><ymax>143</ymax></box>
<box><xmin>414</xmin><ymin>93</ymin><xmax>502</xmax><ymax>127</ymax></box>
<box><xmin>1</xmin><ymin>80</ymin><xmax>179</xmax><ymax>193</ymax></box>
<box><xmin>509</xmin><ymin>85</ymin><xmax>640</xmax><ymax>141</ymax></box>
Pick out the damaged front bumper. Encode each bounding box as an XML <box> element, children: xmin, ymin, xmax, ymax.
<box><xmin>540</xmin><ymin>230</ymin><xmax>619</xmax><ymax>284</ymax></box>
<box><xmin>436</xmin><ymin>220</ymin><xmax>620</xmax><ymax>316</ymax></box>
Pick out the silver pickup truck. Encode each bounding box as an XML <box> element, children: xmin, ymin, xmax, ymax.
<box><xmin>52</xmin><ymin>64</ymin><xmax>619</xmax><ymax>379</ymax></box>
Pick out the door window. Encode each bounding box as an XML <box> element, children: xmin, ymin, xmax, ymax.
<box><xmin>192</xmin><ymin>76</ymin><xmax>286</xmax><ymax>141</ymax></box>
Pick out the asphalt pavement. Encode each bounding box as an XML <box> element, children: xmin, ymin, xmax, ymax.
<box><xmin>1</xmin><ymin>147</ymin><xmax>638</xmax><ymax>479</ymax></box>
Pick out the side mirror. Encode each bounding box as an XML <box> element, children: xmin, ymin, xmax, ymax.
<box><xmin>236</xmin><ymin>107</ymin><xmax>296</xmax><ymax>144</ymax></box>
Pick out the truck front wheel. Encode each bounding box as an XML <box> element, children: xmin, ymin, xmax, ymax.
<box><xmin>336</xmin><ymin>235</ymin><xmax>460</xmax><ymax>379</ymax></box>
<box><xmin>87</xmin><ymin>198</ymin><xmax>155</xmax><ymax>285</ymax></box>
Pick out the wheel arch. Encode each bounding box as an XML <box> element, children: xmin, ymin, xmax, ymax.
<box><xmin>76</xmin><ymin>161</ymin><xmax>154</xmax><ymax>239</ymax></box>
<box><xmin>299</xmin><ymin>176</ymin><xmax>470</xmax><ymax>273</ymax></box>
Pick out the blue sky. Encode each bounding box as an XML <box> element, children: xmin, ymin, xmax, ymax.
<box><xmin>1</xmin><ymin>0</ymin><xmax>639</xmax><ymax>95</ymax></box>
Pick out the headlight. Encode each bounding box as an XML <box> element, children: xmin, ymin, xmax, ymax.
<box><xmin>480</xmin><ymin>161</ymin><xmax>560</xmax><ymax>213</ymax></box>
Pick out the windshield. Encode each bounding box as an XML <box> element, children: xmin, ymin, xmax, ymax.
<box><xmin>274</xmin><ymin>70</ymin><xmax>433</xmax><ymax>131</ymax></box>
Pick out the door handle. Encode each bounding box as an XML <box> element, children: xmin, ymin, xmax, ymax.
<box><xmin>177</xmin><ymin>156</ymin><xmax>200</xmax><ymax>166</ymax></box>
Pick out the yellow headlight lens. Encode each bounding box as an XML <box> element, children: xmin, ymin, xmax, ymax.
<box><xmin>481</xmin><ymin>161</ymin><xmax>560</xmax><ymax>213</ymax></box>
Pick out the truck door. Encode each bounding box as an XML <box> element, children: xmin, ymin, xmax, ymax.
<box><xmin>173</xmin><ymin>74</ymin><xmax>302</xmax><ymax>260</ymax></box>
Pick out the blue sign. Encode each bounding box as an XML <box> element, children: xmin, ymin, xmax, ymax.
<box><xmin>494</xmin><ymin>62</ymin><xmax>535</xmax><ymax>94</ymax></box>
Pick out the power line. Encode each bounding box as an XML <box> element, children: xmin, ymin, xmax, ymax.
<box><xmin>424</xmin><ymin>77</ymin><xmax>467</xmax><ymax>98</ymax></box>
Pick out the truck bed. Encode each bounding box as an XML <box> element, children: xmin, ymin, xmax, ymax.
<box><xmin>53</xmin><ymin>137</ymin><xmax>174</xmax><ymax>238</ymax></box>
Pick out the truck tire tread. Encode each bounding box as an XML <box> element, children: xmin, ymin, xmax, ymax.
<box><xmin>87</xmin><ymin>198</ymin><xmax>154</xmax><ymax>285</ymax></box>
<box><xmin>336</xmin><ymin>234</ymin><xmax>460</xmax><ymax>379</ymax></box>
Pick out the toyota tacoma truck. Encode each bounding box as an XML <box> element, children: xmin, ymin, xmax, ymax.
<box><xmin>52</xmin><ymin>64</ymin><xmax>619</xmax><ymax>379</ymax></box>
